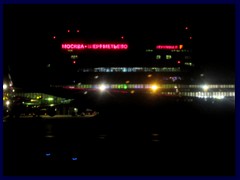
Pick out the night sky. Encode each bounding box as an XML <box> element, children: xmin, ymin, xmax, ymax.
<box><xmin>4</xmin><ymin>4</ymin><xmax>235</xmax><ymax>88</ymax></box>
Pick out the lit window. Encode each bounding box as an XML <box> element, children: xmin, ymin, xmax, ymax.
<box><xmin>156</xmin><ymin>55</ymin><xmax>161</xmax><ymax>60</ymax></box>
<box><xmin>166</xmin><ymin>55</ymin><xmax>172</xmax><ymax>59</ymax></box>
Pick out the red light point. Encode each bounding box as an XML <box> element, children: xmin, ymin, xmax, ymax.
<box><xmin>177</xmin><ymin>61</ymin><xmax>181</xmax><ymax>64</ymax></box>
<box><xmin>77</xmin><ymin>30</ymin><xmax>80</xmax><ymax>33</ymax></box>
<box><xmin>121</xmin><ymin>36</ymin><xmax>124</xmax><ymax>39</ymax></box>
<box><xmin>53</xmin><ymin>36</ymin><xmax>56</xmax><ymax>39</ymax></box>
<box><xmin>73</xmin><ymin>60</ymin><xmax>76</xmax><ymax>64</ymax></box>
<box><xmin>67</xmin><ymin>30</ymin><xmax>70</xmax><ymax>33</ymax></box>
<box><xmin>185</xmin><ymin>27</ymin><xmax>188</xmax><ymax>30</ymax></box>
<box><xmin>190</xmin><ymin>36</ymin><xmax>192</xmax><ymax>39</ymax></box>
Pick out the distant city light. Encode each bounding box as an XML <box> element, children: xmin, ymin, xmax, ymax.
<box><xmin>202</xmin><ymin>85</ymin><xmax>209</xmax><ymax>91</ymax></box>
<box><xmin>67</xmin><ymin>30</ymin><xmax>70</xmax><ymax>33</ymax></box>
<box><xmin>45</xmin><ymin>153</ymin><xmax>51</xmax><ymax>157</ymax></box>
<box><xmin>73</xmin><ymin>60</ymin><xmax>76</xmax><ymax>64</ymax></box>
<box><xmin>156</xmin><ymin>45</ymin><xmax>180</xmax><ymax>50</ymax></box>
<box><xmin>177</xmin><ymin>61</ymin><xmax>181</xmax><ymax>64</ymax></box>
<box><xmin>3</xmin><ymin>84</ymin><xmax>7</xmax><ymax>90</ymax></box>
<box><xmin>121</xmin><ymin>36</ymin><xmax>124</xmax><ymax>39</ymax></box>
<box><xmin>53</xmin><ymin>36</ymin><xmax>56</xmax><ymax>39</ymax></box>
<box><xmin>62</xmin><ymin>43</ymin><xmax>128</xmax><ymax>50</ymax></box>
<box><xmin>47</xmin><ymin>97</ymin><xmax>54</xmax><ymax>101</ymax></box>
<box><xmin>99</xmin><ymin>84</ymin><xmax>107</xmax><ymax>91</ymax></box>
<box><xmin>77</xmin><ymin>30</ymin><xmax>80</xmax><ymax>33</ymax></box>
<box><xmin>72</xmin><ymin>157</ymin><xmax>78</xmax><ymax>161</ymax></box>
<box><xmin>179</xmin><ymin>44</ymin><xmax>183</xmax><ymax>49</ymax></box>
<box><xmin>190</xmin><ymin>36</ymin><xmax>192</xmax><ymax>40</ymax></box>
<box><xmin>6</xmin><ymin>100</ymin><xmax>10</xmax><ymax>106</ymax></box>
<box><xmin>185</xmin><ymin>27</ymin><xmax>188</xmax><ymax>30</ymax></box>
<box><xmin>150</xmin><ymin>84</ymin><xmax>159</xmax><ymax>91</ymax></box>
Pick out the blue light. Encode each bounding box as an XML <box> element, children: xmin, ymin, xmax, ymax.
<box><xmin>45</xmin><ymin>153</ymin><xmax>51</xmax><ymax>157</ymax></box>
<box><xmin>72</xmin><ymin>157</ymin><xmax>78</xmax><ymax>161</ymax></box>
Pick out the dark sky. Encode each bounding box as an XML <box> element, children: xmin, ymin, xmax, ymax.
<box><xmin>4</xmin><ymin>4</ymin><xmax>235</xmax><ymax>87</ymax></box>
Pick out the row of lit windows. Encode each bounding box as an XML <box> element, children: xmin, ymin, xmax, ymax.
<box><xmin>160</xmin><ymin>91</ymin><xmax>235</xmax><ymax>97</ymax></box>
<box><xmin>188</xmin><ymin>85</ymin><xmax>235</xmax><ymax>88</ymax></box>
<box><xmin>72</xmin><ymin>84</ymin><xmax>235</xmax><ymax>90</ymax></box>
<box><xmin>145</xmin><ymin>49</ymin><xmax>190</xmax><ymax>53</ymax></box>
<box><xmin>78</xmin><ymin>67</ymin><xmax>181</xmax><ymax>73</ymax></box>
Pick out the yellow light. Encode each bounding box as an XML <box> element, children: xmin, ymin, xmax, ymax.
<box><xmin>151</xmin><ymin>84</ymin><xmax>159</xmax><ymax>91</ymax></box>
<box><xmin>147</xmin><ymin>74</ymin><xmax>152</xmax><ymax>78</ymax></box>
<box><xmin>125</xmin><ymin>80</ymin><xmax>130</xmax><ymax>84</ymax></box>
<box><xmin>130</xmin><ymin>90</ymin><xmax>135</xmax><ymax>94</ymax></box>
<box><xmin>179</xmin><ymin>44</ymin><xmax>183</xmax><ymax>49</ymax></box>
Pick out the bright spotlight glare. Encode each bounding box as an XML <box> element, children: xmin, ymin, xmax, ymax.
<box><xmin>151</xmin><ymin>84</ymin><xmax>159</xmax><ymax>91</ymax></box>
<box><xmin>3</xmin><ymin>84</ymin><xmax>7</xmax><ymax>90</ymax></box>
<box><xmin>6</xmin><ymin>100</ymin><xmax>10</xmax><ymax>106</ymax></box>
<box><xmin>202</xmin><ymin>85</ymin><xmax>209</xmax><ymax>91</ymax></box>
<box><xmin>99</xmin><ymin>84</ymin><xmax>107</xmax><ymax>91</ymax></box>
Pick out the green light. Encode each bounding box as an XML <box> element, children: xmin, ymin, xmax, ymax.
<box><xmin>47</xmin><ymin>97</ymin><xmax>54</xmax><ymax>101</ymax></box>
<box><xmin>124</xmin><ymin>85</ymin><xmax>127</xmax><ymax>89</ymax></box>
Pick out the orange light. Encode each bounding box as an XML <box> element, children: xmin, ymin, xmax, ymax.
<box><xmin>179</xmin><ymin>44</ymin><xmax>183</xmax><ymax>49</ymax></box>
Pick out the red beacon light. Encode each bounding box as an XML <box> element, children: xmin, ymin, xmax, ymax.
<box><xmin>185</xmin><ymin>27</ymin><xmax>188</xmax><ymax>30</ymax></box>
<box><xmin>73</xmin><ymin>60</ymin><xmax>76</xmax><ymax>64</ymax></box>
<box><xmin>67</xmin><ymin>30</ymin><xmax>70</xmax><ymax>33</ymax></box>
<box><xmin>77</xmin><ymin>30</ymin><xmax>80</xmax><ymax>33</ymax></box>
<box><xmin>177</xmin><ymin>61</ymin><xmax>181</xmax><ymax>64</ymax></box>
<box><xmin>121</xmin><ymin>36</ymin><xmax>124</xmax><ymax>39</ymax></box>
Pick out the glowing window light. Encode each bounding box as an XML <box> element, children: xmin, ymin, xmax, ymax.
<box><xmin>47</xmin><ymin>97</ymin><xmax>54</xmax><ymax>101</ymax></box>
<box><xmin>156</xmin><ymin>55</ymin><xmax>161</xmax><ymax>59</ymax></box>
<box><xmin>166</xmin><ymin>55</ymin><xmax>172</xmax><ymax>59</ymax></box>
<box><xmin>156</xmin><ymin>45</ymin><xmax>179</xmax><ymax>50</ymax></box>
<box><xmin>62</xmin><ymin>43</ymin><xmax>128</xmax><ymax>50</ymax></box>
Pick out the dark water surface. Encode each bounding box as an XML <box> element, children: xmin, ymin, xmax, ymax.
<box><xmin>4</xmin><ymin>96</ymin><xmax>235</xmax><ymax>176</ymax></box>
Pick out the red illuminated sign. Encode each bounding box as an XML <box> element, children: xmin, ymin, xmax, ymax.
<box><xmin>156</xmin><ymin>45</ymin><xmax>183</xmax><ymax>50</ymax></box>
<box><xmin>62</xmin><ymin>43</ymin><xmax>128</xmax><ymax>50</ymax></box>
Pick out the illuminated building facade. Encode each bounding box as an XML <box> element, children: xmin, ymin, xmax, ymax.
<box><xmin>48</xmin><ymin>27</ymin><xmax>194</xmax><ymax>86</ymax></box>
